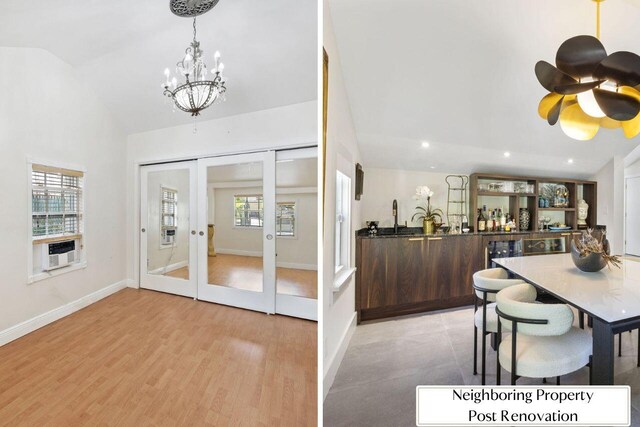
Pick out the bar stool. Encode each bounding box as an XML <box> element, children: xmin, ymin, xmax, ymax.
<box><xmin>473</xmin><ymin>268</ymin><xmax>525</xmax><ymax>385</ymax></box>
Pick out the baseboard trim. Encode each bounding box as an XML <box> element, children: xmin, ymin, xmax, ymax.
<box><xmin>216</xmin><ymin>248</ymin><xmax>262</xmax><ymax>257</ymax></box>
<box><xmin>0</xmin><ymin>279</ymin><xmax>128</xmax><ymax>348</ymax></box>
<box><xmin>148</xmin><ymin>260</ymin><xmax>188</xmax><ymax>275</ymax></box>
<box><xmin>276</xmin><ymin>262</ymin><xmax>317</xmax><ymax>270</ymax></box>
<box><xmin>323</xmin><ymin>311</ymin><xmax>357</xmax><ymax>400</ymax></box>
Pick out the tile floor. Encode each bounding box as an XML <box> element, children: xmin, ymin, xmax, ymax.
<box><xmin>324</xmin><ymin>306</ymin><xmax>640</xmax><ymax>426</ymax></box>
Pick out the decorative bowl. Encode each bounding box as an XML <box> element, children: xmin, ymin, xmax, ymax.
<box><xmin>570</xmin><ymin>239</ymin><xmax>609</xmax><ymax>272</ymax></box>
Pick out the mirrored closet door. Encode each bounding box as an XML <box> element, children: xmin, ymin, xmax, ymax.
<box><xmin>274</xmin><ymin>147</ymin><xmax>318</xmax><ymax>320</ymax></box>
<box><xmin>196</xmin><ymin>151</ymin><xmax>277</xmax><ymax>313</ymax></box>
<box><xmin>140</xmin><ymin>161</ymin><xmax>198</xmax><ymax>298</ymax></box>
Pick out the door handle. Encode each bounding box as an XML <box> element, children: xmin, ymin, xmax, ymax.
<box><xmin>141</xmin><ymin>228</ymin><xmax>146</xmax><ymax>233</ymax></box>
<box><xmin>427</xmin><ymin>237</ymin><xmax>443</xmax><ymax>241</ymax></box>
<box><xmin>408</xmin><ymin>237</ymin><xmax>424</xmax><ymax>241</ymax></box>
<box><xmin>191</xmin><ymin>230</ymin><xmax>196</xmax><ymax>235</ymax></box>
<box><xmin>199</xmin><ymin>231</ymin><xmax>204</xmax><ymax>236</ymax></box>
<box><xmin>266</xmin><ymin>234</ymin><xmax>274</xmax><ymax>240</ymax></box>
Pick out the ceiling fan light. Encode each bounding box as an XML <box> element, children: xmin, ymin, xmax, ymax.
<box><xmin>577</xmin><ymin>90</ymin><xmax>606</xmax><ymax>118</ymax></box>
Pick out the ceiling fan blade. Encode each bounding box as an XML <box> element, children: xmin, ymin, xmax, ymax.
<box><xmin>619</xmin><ymin>85</ymin><xmax>640</xmax><ymax>102</ymax></box>
<box><xmin>547</xmin><ymin>96</ymin><xmax>564</xmax><ymax>125</ymax></box>
<box><xmin>559</xmin><ymin>102</ymin><xmax>600</xmax><ymax>140</ymax></box>
<box><xmin>594</xmin><ymin>88</ymin><xmax>640</xmax><ymax>121</ymax></box>
<box><xmin>553</xmin><ymin>80</ymin><xmax>605</xmax><ymax>95</ymax></box>
<box><xmin>535</xmin><ymin>61</ymin><xmax>577</xmax><ymax>92</ymax></box>
<box><xmin>593</xmin><ymin>51</ymin><xmax>640</xmax><ymax>87</ymax></box>
<box><xmin>556</xmin><ymin>35</ymin><xmax>607</xmax><ymax>79</ymax></box>
<box><xmin>622</xmin><ymin>113</ymin><xmax>640</xmax><ymax>138</ymax></box>
<box><xmin>538</xmin><ymin>93</ymin><xmax>564</xmax><ymax>119</ymax></box>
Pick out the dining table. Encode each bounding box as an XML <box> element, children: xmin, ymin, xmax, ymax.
<box><xmin>494</xmin><ymin>253</ymin><xmax>640</xmax><ymax>385</ymax></box>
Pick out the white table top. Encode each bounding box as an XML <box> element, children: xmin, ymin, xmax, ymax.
<box><xmin>494</xmin><ymin>254</ymin><xmax>640</xmax><ymax>323</ymax></box>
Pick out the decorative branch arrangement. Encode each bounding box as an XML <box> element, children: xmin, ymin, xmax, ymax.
<box><xmin>574</xmin><ymin>229</ymin><xmax>621</xmax><ymax>270</ymax></box>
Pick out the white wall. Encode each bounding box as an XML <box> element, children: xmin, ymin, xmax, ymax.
<box><xmin>591</xmin><ymin>156</ymin><xmax>625</xmax><ymax>254</ymax></box>
<box><xmin>210</xmin><ymin>186</ymin><xmax>317</xmax><ymax>268</ymax></box>
<box><xmin>360</xmin><ymin>168</ymin><xmax>463</xmax><ymax>228</ymax></box>
<box><xmin>145</xmin><ymin>169</ymin><xmax>190</xmax><ymax>272</ymax></box>
<box><xmin>323</xmin><ymin>2</ymin><xmax>362</xmax><ymax>397</ymax></box>
<box><xmin>126</xmin><ymin>101</ymin><xmax>317</xmax><ymax>284</ymax></box>
<box><xmin>0</xmin><ymin>47</ymin><xmax>127</xmax><ymax>333</ymax></box>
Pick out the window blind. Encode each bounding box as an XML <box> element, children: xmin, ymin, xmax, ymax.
<box><xmin>32</xmin><ymin>164</ymin><xmax>83</xmax><ymax>241</ymax></box>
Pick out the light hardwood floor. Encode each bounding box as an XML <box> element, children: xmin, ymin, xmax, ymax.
<box><xmin>165</xmin><ymin>254</ymin><xmax>318</xmax><ymax>299</ymax></box>
<box><xmin>0</xmin><ymin>288</ymin><xmax>317</xmax><ymax>426</ymax></box>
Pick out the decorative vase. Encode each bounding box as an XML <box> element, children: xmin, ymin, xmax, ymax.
<box><xmin>570</xmin><ymin>239</ymin><xmax>609</xmax><ymax>272</ymax></box>
<box><xmin>538</xmin><ymin>197</ymin><xmax>545</xmax><ymax>208</ymax></box>
<box><xmin>423</xmin><ymin>219</ymin><xmax>434</xmax><ymax>234</ymax></box>
<box><xmin>519</xmin><ymin>208</ymin><xmax>530</xmax><ymax>231</ymax></box>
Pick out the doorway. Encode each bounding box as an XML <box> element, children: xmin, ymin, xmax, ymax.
<box><xmin>626</xmin><ymin>176</ymin><xmax>640</xmax><ymax>256</ymax></box>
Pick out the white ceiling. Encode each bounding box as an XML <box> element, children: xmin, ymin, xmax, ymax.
<box><xmin>329</xmin><ymin>0</ymin><xmax>640</xmax><ymax>178</ymax></box>
<box><xmin>0</xmin><ymin>0</ymin><xmax>317</xmax><ymax>135</ymax></box>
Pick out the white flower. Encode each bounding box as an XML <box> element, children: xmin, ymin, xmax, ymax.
<box><xmin>414</xmin><ymin>186</ymin><xmax>434</xmax><ymax>199</ymax></box>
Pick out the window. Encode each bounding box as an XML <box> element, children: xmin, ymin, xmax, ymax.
<box><xmin>276</xmin><ymin>202</ymin><xmax>296</xmax><ymax>237</ymax></box>
<box><xmin>335</xmin><ymin>171</ymin><xmax>351</xmax><ymax>274</ymax></box>
<box><xmin>161</xmin><ymin>187</ymin><xmax>177</xmax><ymax>246</ymax></box>
<box><xmin>233</xmin><ymin>195</ymin><xmax>296</xmax><ymax>236</ymax></box>
<box><xmin>32</xmin><ymin>164</ymin><xmax>83</xmax><ymax>241</ymax></box>
<box><xmin>234</xmin><ymin>195</ymin><xmax>263</xmax><ymax>227</ymax></box>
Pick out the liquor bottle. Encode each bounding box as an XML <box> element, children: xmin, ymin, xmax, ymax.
<box><xmin>500</xmin><ymin>208</ymin><xmax>506</xmax><ymax>230</ymax></box>
<box><xmin>477</xmin><ymin>208</ymin><xmax>486</xmax><ymax>232</ymax></box>
<box><xmin>486</xmin><ymin>210</ymin><xmax>494</xmax><ymax>232</ymax></box>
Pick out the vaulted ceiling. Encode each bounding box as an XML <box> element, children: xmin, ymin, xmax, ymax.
<box><xmin>329</xmin><ymin>0</ymin><xmax>640</xmax><ymax>178</ymax></box>
<box><xmin>0</xmin><ymin>0</ymin><xmax>317</xmax><ymax>135</ymax></box>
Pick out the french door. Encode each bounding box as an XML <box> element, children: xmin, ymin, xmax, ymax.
<box><xmin>196</xmin><ymin>152</ymin><xmax>277</xmax><ymax>313</ymax></box>
<box><xmin>140</xmin><ymin>161</ymin><xmax>197</xmax><ymax>298</ymax></box>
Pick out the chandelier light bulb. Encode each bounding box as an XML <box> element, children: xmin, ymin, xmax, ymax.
<box><xmin>164</xmin><ymin>68</ymin><xmax>171</xmax><ymax>77</ymax></box>
<box><xmin>171</xmin><ymin>77</ymin><xmax>177</xmax><ymax>89</ymax></box>
<box><xmin>218</xmin><ymin>63</ymin><xmax>225</xmax><ymax>73</ymax></box>
<box><xmin>577</xmin><ymin>90</ymin><xmax>606</xmax><ymax>118</ymax></box>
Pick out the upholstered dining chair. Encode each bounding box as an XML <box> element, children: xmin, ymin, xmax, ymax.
<box><xmin>472</xmin><ymin>268</ymin><xmax>525</xmax><ymax>385</ymax></box>
<box><xmin>495</xmin><ymin>283</ymin><xmax>592</xmax><ymax>385</ymax></box>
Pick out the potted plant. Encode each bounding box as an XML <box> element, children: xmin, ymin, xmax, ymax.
<box><xmin>411</xmin><ymin>186</ymin><xmax>444</xmax><ymax>234</ymax></box>
<box><xmin>571</xmin><ymin>229</ymin><xmax>621</xmax><ymax>272</ymax></box>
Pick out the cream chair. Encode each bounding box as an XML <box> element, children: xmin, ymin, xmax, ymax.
<box><xmin>472</xmin><ymin>268</ymin><xmax>525</xmax><ymax>385</ymax></box>
<box><xmin>495</xmin><ymin>283</ymin><xmax>592</xmax><ymax>385</ymax></box>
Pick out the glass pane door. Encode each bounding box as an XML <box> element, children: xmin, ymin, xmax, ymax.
<box><xmin>275</xmin><ymin>147</ymin><xmax>318</xmax><ymax>320</ymax></box>
<box><xmin>197</xmin><ymin>152</ymin><xmax>276</xmax><ymax>313</ymax></box>
<box><xmin>140</xmin><ymin>161</ymin><xmax>197</xmax><ymax>297</ymax></box>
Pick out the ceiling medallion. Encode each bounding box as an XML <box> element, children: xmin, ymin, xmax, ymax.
<box><xmin>535</xmin><ymin>0</ymin><xmax>640</xmax><ymax>140</ymax></box>
<box><xmin>170</xmin><ymin>0</ymin><xmax>220</xmax><ymax>17</ymax></box>
<box><xmin>162</xmin><ymin>0</ymin><xmax>226</xmax><ymax>117</ymax></box>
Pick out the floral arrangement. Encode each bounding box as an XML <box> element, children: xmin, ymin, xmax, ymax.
<box><xmin>574</xmin><ymin>228</ymin><xmax>621</xmax><ymax>270</ymax></box>
<box><xmin>411</xmin><ymin>186</ymin><xmax>443</xmax><ymax>224</ymax></box>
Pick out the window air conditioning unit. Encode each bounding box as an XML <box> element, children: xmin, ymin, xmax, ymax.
<box><xmin>42</xmin><ymin>240</ymin><xmax>77</xmax><ymax>271</ymax></box>
<box><xmin>162</xmin><ymin>227</ymin><xmax>176</xmax><ymax>245</ymax></box>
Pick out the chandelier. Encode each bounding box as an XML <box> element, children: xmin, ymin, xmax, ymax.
<box><xmin>535</xmin><ymin>0</ymin><xmax>640</xmax><ymax>140</ymax></box>
<box><xmin>162</xmin><ymin>0</ymin><xmax>226</xmax><ymax>117</ymax></box>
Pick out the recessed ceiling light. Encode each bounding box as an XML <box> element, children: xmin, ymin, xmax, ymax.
<box><xmin>568</xmin><ymin>158</ymin><xmax>574</xmax><ymax>164</ymax></box>
<box><xmin>430</xmin><ymin>166</ymin><xmax>436</xmax><ymax>169</ymax></box>
<box><xmin>421</xmin><ymin>141</ymin><xmax>430</xmax><ymax>148</ymax></box>
<box><xmin>504</xmin><ymin>152</ymin><xmax>511</xmax><ymax>158</ymax></box>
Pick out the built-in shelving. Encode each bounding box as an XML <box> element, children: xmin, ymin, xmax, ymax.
<box><xmin>469</xmin><ymin>173</ymin><xmax>597</xmax><ymax>232</ymax></box>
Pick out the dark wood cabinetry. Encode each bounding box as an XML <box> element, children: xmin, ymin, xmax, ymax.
<box><xmin>356</xmin><ymin>235</ymin><xmax>484</xmax><ymax>322</ymax></box>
